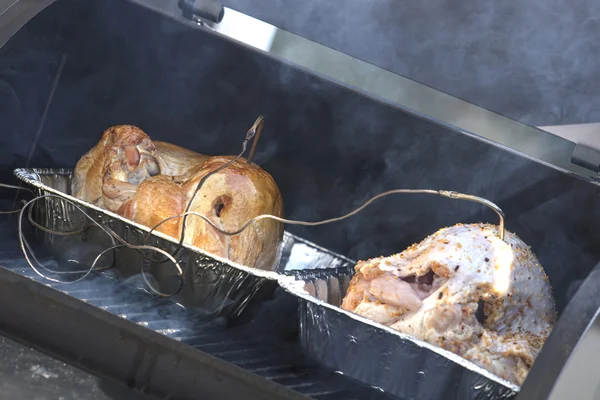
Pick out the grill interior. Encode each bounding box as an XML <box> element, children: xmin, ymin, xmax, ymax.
<box><xmin>3</xmin><ymin>0</ymin><xmax>600</xmax><ymax>398</ymax></box>
<box><xmin>0</xmin><ymin>219</ymin><xmax>397</xmax><ymax>400</ymax></box>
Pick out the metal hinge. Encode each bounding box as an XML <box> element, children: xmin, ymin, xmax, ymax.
<box><xmin>178</xmin><ymin>0</ymin><xmax>224</xmax><ymax>24</ymax></box>
<box><xmin>572</xmin><ymin>143</ymin><xmax>600</xmax><ymax>173</ymax></box>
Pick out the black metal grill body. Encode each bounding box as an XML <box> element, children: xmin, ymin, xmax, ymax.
<box><xmin>0</xmin><ymin>223</ymin><xmax>398</xmax><ymax>400</ymax></box>
<box><xmin>2</xmin><ymin>0</ymin><xmax>600</xmax><ymax>399</ymax></box>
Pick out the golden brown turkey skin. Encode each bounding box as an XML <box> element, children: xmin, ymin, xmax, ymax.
<box><xmin>72</xmin><ymin>126</ymin><xmax>213</xmax><ymax>212</ymax></box>
<box><xmin>119</xmin><ymin>155</ymin><xmax>284</xmax><ymax>270</ymax></box>
<box><xmin>72</xmin><ymin>125</ymin><xmax>284</xmax><ymax>271</ymax></box>
<box><xmin>154</xmin><ymin>141</ymin><xmax>210</xmax><ymax>176</ymax></box>
<box><xmin>341</xmin><ymin>223</ymin><xmax>556</xmax><ymax>386</ymax></box>
<box><xmin>72</xmin><ymin>125</ymin><xmax>160</xmax><ymax>211</ymax></box>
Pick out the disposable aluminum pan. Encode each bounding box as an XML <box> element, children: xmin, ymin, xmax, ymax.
<box><xmin>279</xmin><ymin>270</ymin><xmax>520</xmax><ymax>400</ymax></box>
<box><xmin>14</xmin><ymin>168</ymin><xmax>353</xmax><ymax>318</ymax></box>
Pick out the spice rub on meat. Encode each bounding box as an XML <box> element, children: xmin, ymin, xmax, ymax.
<box><xmin>341</xmin><ymin>223</ymin><xmax>556</xmax><ymax>386</ymax></box>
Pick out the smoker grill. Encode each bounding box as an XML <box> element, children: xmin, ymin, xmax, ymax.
<box><xmin>2</xmin><ymin>0</ymin><xmax>600</xmax><ymax>399</ymax></box>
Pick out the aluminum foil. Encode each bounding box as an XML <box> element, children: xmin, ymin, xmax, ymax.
<box><xmin>14</xmin><ymin>168</ymin><xmax>352</xmax><ymax>318</ymax></box>
<box><xmin>279</xmin><ymin>270</ymin><xmax>520</xmax><ymax>400</ymax></box>
<box><xmin>16</xmin><ymin>167</ymin><xmax>519</xmax><ymax>398</ymax></box>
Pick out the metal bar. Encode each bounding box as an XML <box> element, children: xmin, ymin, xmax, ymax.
<box><xmin>517</xmin><ymin>262</ymin><xmax>600</xmax><ymax>400</ymax></box>
<box><xmin>540</xmin><ymin>123</ymin><xmax>600</xmax><ymax>148</ymax></box>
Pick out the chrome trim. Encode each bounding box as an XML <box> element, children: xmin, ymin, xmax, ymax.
<box><xmin>517</xmin><ymin>263</ymin><xmax>600</xmax><ymax>400</ymax></box>
<box><xmin>547</xmin><ymin>309</ymin><xmax>600</xmax><ymax>400</ymax></box>
<box><xmin>540</xmin><ymin>123</ymin><xmax>600</xmax><ymax>147</ymax></box>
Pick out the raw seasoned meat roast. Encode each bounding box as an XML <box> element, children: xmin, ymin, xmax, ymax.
<box><xmin>341</xmin><ymin>223</ymin><xmax>556</xmax><ymax>385</ymax></box>
<box><xmin>72</xmin><ymin>125</ymin><xmax>283</xmax><ymax>270</ymax></box>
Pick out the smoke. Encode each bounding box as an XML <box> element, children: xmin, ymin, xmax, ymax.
<box><xmin>3</xmin><ymin>0</ymin><xmax>600</xmax><ymax>326</ymax></box>
<box><xmin>224</xmin><ymin>0</ymin><xmax>600</xmax><ymax>127</ymax></box>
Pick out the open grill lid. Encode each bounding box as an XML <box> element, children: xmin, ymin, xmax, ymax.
<box><xmin>2</xmin><ymin>1</ymin><xmax>600</xmax><ymax>400</ymax></box>
<box><xmin>4</xmin><ymin>0</ymin><xmax>596</xmax><ymax>180</ymax></box>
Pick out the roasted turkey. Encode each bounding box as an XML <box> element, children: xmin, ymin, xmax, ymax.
<box><xmin>118</xmin><ymin>155</ymin><xmax>283</xmax><ymax>269</ymax></box>
<box><xmin>72</xmin><ymin>125</ymin><xmax>160</xmax><ymax>212</ymax></box>
<box><xmin>341</xmin><ymin>223</ymin><xmax>556</xmax><ymax>386</ymax></box>
<box><xmin>72</xmin><ymin>125</ymin><xmax>211</xmax><ymax>212</ymax></box>
<box><xmin>72</xmin><ymin>125</ymin><xmax>284</xmax><ymax>270</ymax></box>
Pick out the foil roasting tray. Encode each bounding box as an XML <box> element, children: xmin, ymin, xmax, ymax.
<box><xmin>279</xmin><ymin>269</ymin><xmax>520</xmax><ymax>400</ymax></box>
<box><xmin>14</xmin><ymin>168</ymin><xmax>354</xmax><ymax>319</ymax></box>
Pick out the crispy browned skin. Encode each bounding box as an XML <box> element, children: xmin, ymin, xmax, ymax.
<box><xmin>119</xmin><ymin>156</ymin><xmax>284</xmax><ymax>270</ymax></box>
<box><xmin>73</xmin><ymin>125</ymin><xmax>284</xmax><ymax>271</ymax></box>
<box><xmin>72</xmin><ymin>127</ymin><xmax>211</xmax><ymax>212</ymax></box>
<box><xmin>72</xmin><ymin>125</ymin><xmax>160</xmax><ymax>211</ymax></box>
<box><xmin>154</xmin><ymin>141</ymin><xmax>210</xmax><ymax>176</ymax></box>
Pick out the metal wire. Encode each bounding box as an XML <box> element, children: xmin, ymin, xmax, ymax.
<box><xmin>0</xmin><ymin>116</ymin><xmax>506</xmax><ymax>297</ymax></box>
<box><xmin>173</xmin><ymin>115</ymin><xmax>264</xmax><ymax>258</ymax></box>
<box><xmin>144</xmin><ymin>188</ymin><xmax>506</xmax><ymax>243</ymax></box>
<box><xmin>0</xmin><ymin>183</ymin><xmax>34</xmax><ymax>214</ymax></box>
<box><xmin>17</xmin><ymin>194</ymin><xmax>184</xmax><ymax>297</ymax></box>
<box><xmin>7</xmin><ymin>186</ymin><xmax>504</xmax><ymax>297</ymax></box>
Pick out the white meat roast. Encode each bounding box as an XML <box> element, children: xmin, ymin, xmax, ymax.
<box><xmin>340</xmin><ymin>223</ymin><xmax>556</xmax><ymax>386</ymax></box>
